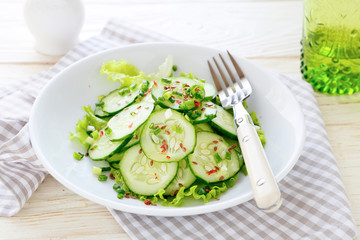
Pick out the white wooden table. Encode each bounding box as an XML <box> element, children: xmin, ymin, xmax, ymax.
<box><xmin>1</xmin><ymin>0</ymin><xmax>359</xmax><ymax>239</ymax></box>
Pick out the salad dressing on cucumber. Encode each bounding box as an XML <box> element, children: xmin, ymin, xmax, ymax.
<box><xmin>70</xmin><ymin>56</ymin><xmax>266</xmax><ymax>206</ymax></box>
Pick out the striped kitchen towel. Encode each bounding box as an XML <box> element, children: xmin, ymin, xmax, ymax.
<box><xmin>0</xmin><ymin>18</ymin><xmax>357</xmax><ymax>240</ymax></box>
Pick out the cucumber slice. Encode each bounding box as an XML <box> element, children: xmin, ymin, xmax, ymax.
<box><xmin>151</xmin><ymin>77</ymin><xmax>202</xmax><ymax>111</ymax></box>
<box><xmin>107</xmin><ymin>101</ymin><xmax>154</xmax><ymax>141</ymax></box>
<box><xmin>88</xmin><ymin>134</ymin><xmax>131</xmax><ymax>161</ymax></box>
<box><xmin>94</xmin><ymin>106</ymin><xmax>110</xmax><ymax>118</ymax></box>
<box><xmin>187</xmin><ymin>102</ymin><xmax>217</xmax><ymax>125</ymax></box>
<box><xmin>106</xmin><ymin>152</ymin><xmax>124</xmax><ymax>163</ymax></box>
<box><xmin>120</xmin><ymin>126</ymin><xmax>142</xmax><ymax>152</ymax></box>
<box><xmin>210</xmin><ymin>105</ymin><xmax>237</xmax><ymax>139</ymax></box>
<box><xmin>204</xmin><ymin>83</ymin><xmax>217</xmax><ymax>101</ymax></box>
<box><xmin>102</xmin><ymin>88</ymin><xmax>139</xmax><ymax>115</ymax></box>
<box><xmin>119</xmin><ymin>144</ymin><xmax>178</xmax><ymax>195</ymax></box>
<box><xmin>188</xmin><ymin>132</ymin><xmax>241</xmax><ymax>183</ymax></box>
<box><xmin>164</xmin><ymin>158</ymin><xmax>196</xmax><ymax>195</ymax></box>
<box><xmin>140</xmin><ymin>109</ymin><xmax>196</xmax><ymax>162</ymax></box>
<box><xmin>194</xmin><ymin>123</ymin><xmax>214</xmax><ymax>133</ymax></box>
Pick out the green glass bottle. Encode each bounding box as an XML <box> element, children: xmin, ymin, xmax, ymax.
<box><xmin>301</xmin><ymin>0</ymin><xmax>360</xmax><ymax>95</ymax></box>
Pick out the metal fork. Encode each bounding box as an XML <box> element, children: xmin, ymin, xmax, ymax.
<box><xmin>208</xmin><ymin>51</ymin><xmax>282</xmax><ymax>212</ymax></box>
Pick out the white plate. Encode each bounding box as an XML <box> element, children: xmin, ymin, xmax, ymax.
<box><xmin>29</xmin><ymin>43</ymin><xmax>305</xmax><ymax>216</ymax></box>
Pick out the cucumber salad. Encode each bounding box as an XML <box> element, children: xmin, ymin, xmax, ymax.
<box><xmin>70</xmin><ymin>56</ymin><xmax>266</xmax><ymax>207</ymax></box>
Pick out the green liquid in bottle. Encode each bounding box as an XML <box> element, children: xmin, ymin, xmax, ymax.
<box><xmin>301</xmin><ymin>1</ymin><xmax>360</xmax><ymax>95</ymax></box>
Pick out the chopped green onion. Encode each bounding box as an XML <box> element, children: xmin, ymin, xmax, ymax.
<box><xmin>163</xmin><ymin>91</ymin><xmax>172</xmax><ymax>100</ymax></box>
<box><xmin>95</xmin><ymin>102</ymin><xmax>104</xmax><ymax>107</ymax></box>
<box><xmin>149</xmin><ymin>123</ymin><xmax>155</xmax><ymax>129</ymax></box>
<box><xmin>153</xmin><ymin>128</ymin><xmax>161</xmax><ymax>135</ymax></box>
<box><xmin>129</xmin><ymin>83</ymin><xmax>138</xmax><ymax>90</ymax></box>
<box><xmin>73</xmin><ymin>152</ymin><xmax>84</xmax><ymax>160</ymax></box>
<box><xmin>97</xmin><ymin>95</ymin><xmax>105</xmax><ymax>101</ymax></box>
<box><xmin>158</xmin><ymin>96</ymin><xmax>165</xmax><ymax>101</ymax></box>
<box><xmin>98</xmin><ymin>174</ymin><xmax>108</xmax><ymax>181</ymax></box>
<box><xmin>141</xmin><ymin>80</ymin><xmax>150</xmax><ymax>92</ymax></box>
<box><xmin>225</xmin><ymin>152</ymin><xmax>232</xmax><ymax>160</ymax></box>
<box><xmin>172</xmin><ymin>125</ymin><xmax>177</xmax><ymax>131</ymax></box>
<box><xmin>161</xmin><ymin>78</ymin><xmax>172</xmax><ymax>84</ymax></box>
<box><xmin>92</xmin><ymin>166</ymin><xmax>102</xmax><ymax>175</ymax></box>
<box><xmin>91</xmin><ymin>130</ymin><xmax>100</xmax><ymax>140</ymax></box>
<box><xmin>168</xmin><ymin>96</ymin><xmax>175</xmax><ymax>103</ymax></box>
<box><xmin>180</xmin><ymin>100</ymin><xmax>196</xmax><ymax>110</ymax></box>
<box><xmin>176</xmin><ymin>126</ymin><xmax>182</xmax><ymax>133</ymax></box>
<box><xmin>214</xmin><ymin>153</ymin><xmax>222</xmax><ymax>163</ymax></box>
<box><xmin>101</xmin><ymin>167</ymin><xmax>111</xmax><ymax>172</ymax></box>
<box><xmin>119</xmin><ymin>88</ymin><xmax>130</xmax><ymax>96</ymax></box>
<box><xmin>172</xmin><ymin>65</ymin><xmax>178</xmax><ymax>71</ymax></box>
<box><xmin>104</xmin><ymin>127</ymin><xmax>112</xmax><ymax>135</ymax></box>
<box><xmin>173</xmin><ymin>91</ymin><xmax>183</xmax><ymax>96</ymax></box>
<box><xmin>200</xmin><ymin>79</ymin><xmax>206</xmax><ymax>83</ymax></box>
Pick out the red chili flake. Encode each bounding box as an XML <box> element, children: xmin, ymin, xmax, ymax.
<box><xmin>161</xmin><ymin>125</ymin><xmax>167</xmax><ymax>130</ymax></box>
<box><xmin>131</xmin><ymin>196</ymin><xmax>137</xmax><ymax>199</ymax></box>
<box><xmin>162</xmin><ymin>140</ymin><xmax>166</xmax><ymax>145</ymax></box>
<box><xmin>194</xmin><ymin>88</ymin><xmax>198</xmax><ymax>92</ymax></box>
<box><xmin>139</xmin><ymin>148</ymin><xmax>142</xmax><ymax>154</ymax></box>
<box><xmin>135</xmin><ymin>134</ymin><xmax>139</xmax><ymax>140</ymax></box>
<box><xmin>192</xmin><ymin>161</ymin><xmax>198</xmax><ymax>165</ymax></box>
<box><xmin>153</xmin><ymin>81</ymin><xmax>158</xmax><ymax>87</ymax></box>
<box><xmin>216</xmin><ymin>198</ymin><xmax>220</xmax><ymax>201</ymax></box>
<box><xmin>100</xmin><ymin>131</ymin><xmax>104</xmax><ymax>137</ymax></box>
<box><xmin>175</xmin><ymin>81</ymin><xmax>180</xmax><ymax>83</ymax></box>
<box><xmin>215</xmin><ymin>166</ymin><xmax>220</xmax><ymax>170</ymax></box>
<box><xmin>232</xmin><ymin>145</ymin><xmax>237</xmax><ymax>149</ymax></box>
<box><xmin>201</xmin><ymin>108</ymin><xmax>205</xmax><ymax>111</ymax></box>
<box><xmin>176</xmin><ymin>100</ymin><xmax>182</xmax><ymax>104</ymax></box>
<box><xmin>137</xmin><ymin>105</ymin><xmax>142</xmax><ymax>109</ymax></box>
<box><xmin>171</xmin><ymin>86</ymin><xmax>177</xmax><ymax>89</ymax></box>
<box><xmin>218</xmin><ymin>138</ymin><xmax>223</xmax><ymax>142</ymax></box>
<box><xmin>182</xmin><ymin>147</ymin><xmax>187</xmax><ymax>152</ymax></box>
<box><xmin>129</xmin><ymin>123</ymin><xmax>133</xmax><ymax>128</ymax></box>
<box><xmin>145</xmin><ymin>107</ymin><xmax>150</xmax><ymax>110</ymax></box>
<box><xmin>180</xmin><ymin>143</ymin><xmax>184</xmax><ymax>148</ymax></box>
<box><xmin>166</xmin><ymin>156</ymin><xmax>171</xmax><ymax>159</ymax></box>
<box><xmin>179</xmin><ymin>183</ymin><xmax>184</xmax><ymax>187</ymax></box>
<box><xmin>185</xmin><ymin>84</ymin><xmax>190</xmax><ymax>87</ymax></box>
<box><xmin>213</xmin><ymin>140</ymin><xmax>218</xmax><ymax>144</ymax></box>
<box><xmin>204</xmin><ymin>188</ymin><xmax>210</xmax><ymax>193</ymax></box>
<box><xmin>164</xmin><ymin>86</ymin><xmax>170</xmax><ymax>90</ymax></box>
<box><xmin>219</xmin><ymin>176</ymin><xmax>224</xmax><ymax>181</ymax></box>
<box><xmin>124</xmin><ymin>195</ymin><xmax>130</xmax><ymax>198</ymax></box>
<box><xmin>151</xmin><ymin>203</ymin><xmax>157</xmax><ymax>206</ymax></box>
<box><xmin>109</xmin><ymin>173</ymin><xmax>115</xmax><ymax>180</ymax></box>
<box><xmin>89</xmin><ymin>147</ymin><xmax>95</xmax><ymax>151</ymax></box>
<box><xmin>228</xmin><ymin>147</ymin><xmax>233</xmax><ymax>152</ymax></box>
<box><xmin>85</xmin><ymin>153</ymin><xmax>89</xmax><ymax>157</ymax></box>
<box><xmin>150</xmin><ymin>160</ymin><xmax>154</xmax><ymax>166</ymax></box>
<box><xmin>155</xmin><ymin>176</ymin><xmax>158</xmax><ymax>180</ymax></box>
<box><xmin>206</xmin><ymin>169</ymin><xmax>217</xmax><ymax>175</ymax></box>
<box><xmin>124</xmin><ymin>107</ymin><xmax>129</xmax><ymax>111</ymax></box>
<box><xmin>170</xmin><ymin>190</ymin><xmax>175</xmax><ymax>196</ymax></box>
<box><xmin>189</xmin><ymin>95</ymin><xmax>193</xmax><ymax>98</ymax></box>
<box><xmin>155</xmin><ymin>125</ymin><xmax>159</xmax><ymax>129</ymax></box>
<box><xmin>144</xmin><ymin>199</ymin><xmax>152</xmax><ymax>205</ymax></box>
<box><xmin>214</xmin><ymin>146</ymin><xmax>218</xmax><ymax>151</ymax></box>
<box><xmin>125</xmin><ymin>192</ymin><xmax>130</xmax><ymax>195</ymax></box>
<box><xmin>174</xmin><ymin>190</ymin><xmax>179</xmax><ymax>195</ymax></box>
<box><xmin>194</xmin><ymin>100</ymin><xmax>201</xmax><ymax>107</ymax></box>
<box><xmin>165</xmin><ymin>130</ymin><xmax>170</xmax><ymax>135</ymax></box>
<box><xmin>184</xmin><ymin>94</ymin><xmax>188</xmax><ymax>98</ymax></box>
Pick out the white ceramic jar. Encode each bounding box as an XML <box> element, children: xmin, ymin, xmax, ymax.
<box><xmin>24</xmin><ymin>0</ymin><xmax>85</xmax><ymax>56</ymax></box>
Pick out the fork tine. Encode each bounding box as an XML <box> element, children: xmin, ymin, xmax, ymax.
<box><xmin>227</xmin><ymin>50</ymin><xmax>245</xmax><ymax>78</ymax></box>
<box><xmin>212</xmin><ymin>57</ymin><xmax>230</xmax><ymax>89</ymax></box>
<box><xmin>218</xmin><ymin>54</ymin><xmax>237</xmax><ymax>85</ymax></box>
<box><xmin>207</xmin><ymin>60</ymin><xmax>222</xmax><ymax>92</ymax></box>
<box><xmin>227</xmin><ymin>50</ymin><xmax>252</xmax><ymax>93</ymax></box>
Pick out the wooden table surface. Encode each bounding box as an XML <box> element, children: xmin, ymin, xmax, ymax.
<box><xmin>1</xmin><ymin>0</ymin><xmax>359</xmax><ymax>239</ymax></box>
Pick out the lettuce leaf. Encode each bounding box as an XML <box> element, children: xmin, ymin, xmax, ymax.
<box><xmin>82</xmin><ymin>105</ymin><xmax>107</xmax><ymax>130</ymax></box>
<box><xmin>101</xmin><ymin>59</ymin><xmax>145</xmax><ymax>87</ymax></box>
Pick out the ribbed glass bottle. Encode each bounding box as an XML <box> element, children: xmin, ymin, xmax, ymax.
<box><xmin>301</xmin><ymin>0</ymin><xmax>360</xmax><ymax>95</ymax></box>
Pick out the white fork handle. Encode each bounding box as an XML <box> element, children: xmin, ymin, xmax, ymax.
<box><xmin>235</xmin><ymin>110</ymin><xmax>282</xmax><ymax>212</ymax></box>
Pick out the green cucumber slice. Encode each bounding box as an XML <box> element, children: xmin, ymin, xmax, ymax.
<box><xmin>188</xmin><ymin>132</ymin><xmax>241</xmax><ymax>183</ymax></box>
<box><xmin>164</xmin><ymin>158</ymin><xmax>196</xmax><ymax>195</ymax></box>
<box><xmin>119</xmin><ymin>144</ymin><xmax>178</xmax><ymax>195</ymax></box>
<box><xmin>187</xmin><ymin>102</ymin><xmax>217</xmax><ymax>124</ymax></box>
<box><xmin>140</xmin><ymin>109</ymin><xmax>196</xmax><ymax>162</ymax></box>
<box><xmin>194</xmin><ymin>123</ymin><xmax>214</xmax><ymax>133</ymax></box>
<box><xmin>210</xmin><ymin>105</ymin><xmax>237</xmax><ymax>139</ymax></box>
<box><xmin>102</xmin><ymin>88</ymin><xmax>139</xmax><ymax>115</ymax></box>
<box><xmin>120</xmin><ymin>126</ymin><xmax>143</xmax><ymax>152</ymax></box>
<box><xmin>88</xmin><ymin>134</ymin><xmax>131</xmax><ymax>161</ymax></box>
<box><xmin>204</xmin><ymin>83</ymin><xmax>217</xmax><ymax>101</ymax></box>
<box><xmin>107</xmin><ymin>101</ymin><xmax>154</xmax><ymax>141</ymax></box>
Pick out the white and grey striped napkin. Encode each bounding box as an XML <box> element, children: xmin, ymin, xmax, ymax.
<box><xmin>0</xmin><ymin>19</ymin><xmax>357</xmax><ymax>240</ymax></box>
